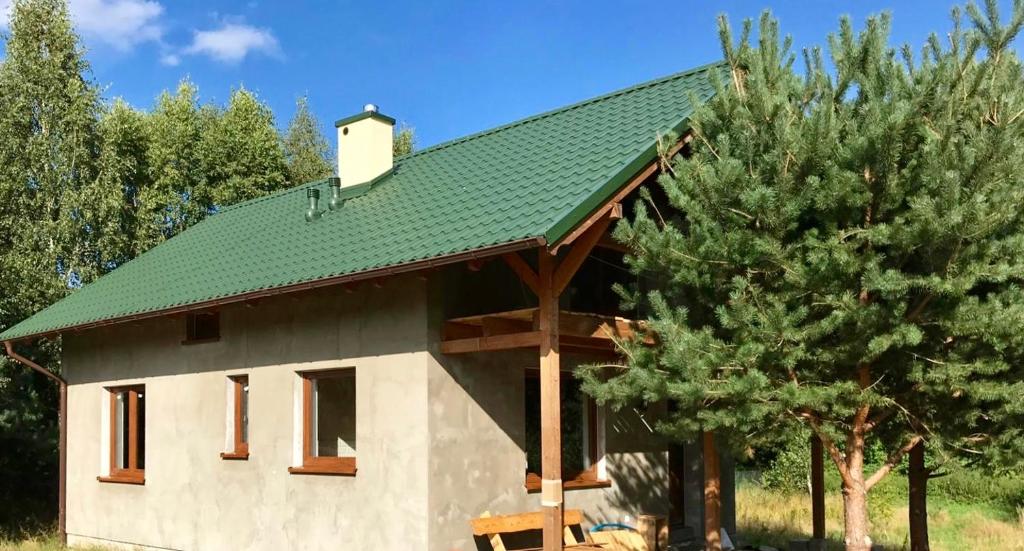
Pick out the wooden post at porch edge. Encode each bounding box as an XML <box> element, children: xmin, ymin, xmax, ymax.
<box><xmin>811</xmin><ymin>435</ymin><xmax>826</xmax><ymax>540</ymax></box>
<box><xmin>538</xmin><ymin>250</ymin><xmax>563</xmax><ymax>551</ymax></box>
<box><xmin>703</xmin><ymin>431</ymin><xmax>722</xmax><ymax>551</ymax></box>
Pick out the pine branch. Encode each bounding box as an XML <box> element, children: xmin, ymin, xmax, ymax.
<box><xmin>796</xmin><ymin>410</ymin><xmax>854</xmax><ymax>487</ymax></box>
<box><xmin>865</xmin><ymin>434</ymin><xmax>924</xmax><ymax>491</ymax></box>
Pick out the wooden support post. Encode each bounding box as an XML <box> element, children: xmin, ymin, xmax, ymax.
<box><xmin>538</xmin><ymin>250</ymin><xmax>563</xmax><ymax>551</ymax></box>
<box><xmin>811</xmin><ymin>435</ymin><xmax>826</xmax><ymax>541</ymax></box>
<box><xmin>703</xmin><ymin>432</ymin><xmax>722</xmax><ymax>551</ymax></box>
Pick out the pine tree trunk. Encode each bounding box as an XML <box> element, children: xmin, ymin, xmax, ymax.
<box><xmin>703</xmin><ymin>431</ymin><xmax>722</xmax><ymax>551</ymax></box>
<box><xmin>842</xmin><ymin>478</ymin><xmax>871</xmax><ymax>551</ymax></box>
<box><xmin>842</xmin><ymin>427</ymin><xmax>873</xmax><ymax>551</ymax></box>
<box><xmin>909</xmin><ymin>441</ymin><xmax>930</xmax><ymax>551</ymax></box>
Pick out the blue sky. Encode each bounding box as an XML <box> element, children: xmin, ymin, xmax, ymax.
<box><xmin>3</xmin><ymin>0</ymin><xmax>1020</xmax><ymax>148</ymax></box>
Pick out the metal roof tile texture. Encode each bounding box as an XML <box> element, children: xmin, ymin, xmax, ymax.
<box><xmin>0</xmin><ymin>62</ymin><xmax>724</xmax><ymax>341</ymax></box>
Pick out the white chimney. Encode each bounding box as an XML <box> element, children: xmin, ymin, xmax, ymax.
<box><xmin>335</xmin><ymin>104</ymin><xmax>395</xmax><ymax>188</ymax></box>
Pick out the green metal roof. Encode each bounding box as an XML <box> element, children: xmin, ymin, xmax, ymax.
<box><xmin>1</xmin><ymin>62</ymin><xmax>724</xmax><ymax>342</ymax></box>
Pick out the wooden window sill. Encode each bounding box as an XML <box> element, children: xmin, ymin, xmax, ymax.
<box><xmin>97</xmin><ymin>474</ymin><xmax>145</xmax><ymax>485</ymax></box>
<box><xmin>220</xmin><ymin>451</ymin><xmax>249</xmax><ymax>460</ymax></box>
<box><xmin>288</xmin><ymin>465</ymin><xmax>357</xmax><ymax>476</ymax></box>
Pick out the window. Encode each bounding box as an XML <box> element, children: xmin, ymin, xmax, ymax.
<box><xmin>184</xmin><ymin>311</ymin><xmax>220</xmax><ymax>343</ymax></box>
<box><xmin>222</xmin><ymin>375</ymin><xmax>249</xmax><ymax>460</ymax></box>
<box><xmin>289</xmin><ymin>369</ymin><xmax>356</xmax><ymax>475</ymax></box>
<box><xmin>99</xmin><ymin>385</ymin><xmax>145</xmax><ymax>484</ymax></box>
<box><xmin>524</xmin><ymin>370</ymin><xmax>606</xmax><ymax>491</ymax></box>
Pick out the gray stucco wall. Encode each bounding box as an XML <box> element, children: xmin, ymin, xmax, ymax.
<box><xmin>61</xmin><ymin>269</ymin><xmax>734</xmax><ymax>550</ymax></box>
<box><xmin>63</xmin><ymin>277</ymin><xmax>431</xmax><ymax>551</ymax></box>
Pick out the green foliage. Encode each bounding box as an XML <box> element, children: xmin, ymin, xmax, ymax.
<box><xmin>143</xmin><ymin>79</ymin><xmax>211</xmax><ymax>239</ymax></box>
<box><xmin>283</xmin><ymin>96</ymin><xmax>333</xmax><ymax>185</ymax></box>
<box><xmin>201</xmin><ymin>87</ymin><xmax>288</xmax><ymax>205</ymax></box>
<box><xmin>762</xmin><ymin>437</ymin><xmax>811</xmax><ymax>492</ymax></box>
<box><xmin>393</xmin><ymin>124</ymin><xmax>416</xmax><ymax>157</ymax></box>
<box><xmin>579</xmin><ymin>1</ymin><xmax>1024</xmax><ymax>543</ymax></box>
<box><xmin>0</xmin><ymin>0</ymin><xmax>383</xmax><ymax>531</ymax></box>
<box><xmin>929</xmin><ymin>468</ymin><xmax>1024</xmax><ymax>512</ymax></box>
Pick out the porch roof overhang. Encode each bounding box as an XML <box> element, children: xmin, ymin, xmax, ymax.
<box><xmin>441</xmin><ymin>308</ymin><xmax>644</xmax><ymax>356</ymax></box>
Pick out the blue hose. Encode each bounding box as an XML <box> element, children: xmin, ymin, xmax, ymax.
<box><xmin>589</xmin><ymin>522</ymin><xmax>636</xmax><ymax>533</ymax></box>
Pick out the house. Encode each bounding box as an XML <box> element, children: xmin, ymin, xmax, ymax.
<box><xmin>1</xmin><ymin>62</ymin><xmax>737</xmax><ymax>551</ymax></box>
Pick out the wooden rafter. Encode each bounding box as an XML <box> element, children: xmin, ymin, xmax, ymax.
<box><xmin>552</xmin><ymin>205</ymin><xmax>619</xmax><ymax>296</ymax></box>
<box><xmin>502</xmin><ymin>252</ymin><xmax>540</xmax><ymax>296</ymax></box>
<box><xmin>552</xmin><ymin>136</ymin><xmax>687</xmax><ymax>254</ymax></box>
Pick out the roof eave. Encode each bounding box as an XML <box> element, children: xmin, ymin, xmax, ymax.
<box><xmin>0</xmin><ymin>235</ymin><xmax>548</xmax><ymax>344</ymax></box>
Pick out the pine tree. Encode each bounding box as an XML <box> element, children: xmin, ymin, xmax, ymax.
<box><xmin>579</xmin><ymin>4</ymin><xmax>1024</xmax><ymax>551</ymax></box>
<box><xmin>283</xmin><ymin>96</ymin><xmax>333</xmax><ymax>185</ymax></box>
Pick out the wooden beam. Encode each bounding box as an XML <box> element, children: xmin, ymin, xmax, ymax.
<box><xmin>439</xmin><ymin>331</ymin><xmax>543</xmax><ymax>354</ymax></box>
<box><xmin>595</xmin><ymin>232</ymin><xmax>629</xmax><ymax>253</ymax></box>
<box><xmin>538</xmin><ymin>250</ymin><xmax>563</xmax><ymax>551</ymax></box>
<box><xmin>811</xmin><ymin>435</ymin><xmax>826</xmax><ymax>540</ymax></box>
<box><xmin>704</xmin><ymin>432</ymin><xmax>722</xmax><ymax>551</ymax></box>
<box><xmin>442</xmin><ymin>321</ymin><xmax>482</xmax><ymax>341</ymax></box>
<box><xmin>470</xmin><ymin>510</ymin><xmax>585</xmax><ymax>536</ymax></box>
<box><xmin>552</xmin><ymin>208</ymin><xmax>617</xmax><ymax>296</ymax></box>
<box><xmin>553</xmin><ymin>135</ymin><xmax>689</xmax><ymax>254</ymax></box>
<box><xmin>502</xmin><ymin>252</ymin><xmax>540</xmax><ymax>296</ymax></box>
<box><xmin>481</xmin><ymin>316</ymin><xmax>532</xmax><ymax>336</ymax></box>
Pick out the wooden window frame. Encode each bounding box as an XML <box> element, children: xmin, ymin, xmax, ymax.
<box><xmin>288</xmin><ymin>369</ymin><xmax>357</xmax><ymax>476</ymax></box>
<box><xmin>98</xmin><ymin>385</ymin><xmax>145</xmax><ymax>485</ymax></box>
<box><xmin>221</xmin><ymin>375</ymin><xmax>249</xmax><ymax>460</ymax></box>
<box><xmin>182</xmin><ymin>311</ymin><xmax>220</xmax><ymax>345</ymax></box>
<box><xmin>523</xmin><ymin>369</ymin><xmax>609</xmax><ymax>492</ymax></box>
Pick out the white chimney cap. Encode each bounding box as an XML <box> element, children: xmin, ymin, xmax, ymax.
<box><xmin>363</xmin><ymin>103</ymin><xmax>379</xmax><ymax>113</ymax></box>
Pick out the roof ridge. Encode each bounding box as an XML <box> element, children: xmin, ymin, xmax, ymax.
<box><xmin>401</xmin><ymin>60</ymin><xmax>727</xmax><ymax>159</ymax></box>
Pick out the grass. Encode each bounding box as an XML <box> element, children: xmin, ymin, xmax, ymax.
<box><xmin>3</xmin><ymin>485</ymin><xmax>1021</xmax><ymax>550</ymax></box>
<box><xmin>737</xmin><ymin>483</ymin><xmax>1024</xmax><ymax>551</ymax></box>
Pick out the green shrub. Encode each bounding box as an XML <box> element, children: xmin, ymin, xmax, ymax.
<box><xmin>761</xmin><ymin>437</ymin><xmax>811</xmax><ymax>492</ymax></box>
<box><xmin>929</xmin><ymin>469</ymin><xmax>1024</xmax><ymax>513</ymax></box>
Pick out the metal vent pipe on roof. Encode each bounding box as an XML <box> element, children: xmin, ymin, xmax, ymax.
<box><xmin>328</xmin><ymin>177</ymin><xmax>343</xmax><ymax>211</ymax></box>
<box><xmin>305</xmin><ymin>188</ymin><xmax>322</xmax><ymax>222</ymax></box>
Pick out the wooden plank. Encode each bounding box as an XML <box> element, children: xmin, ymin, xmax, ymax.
<box><xmin>538</xmin><ymin>250</ymin><xmax>563</xmax><ymax>551</ymax></box>
<box><xmin>442</xmin><ymin>321</ymin><xmax>482</xmax><ymax>340</ymax></box>
<box><xmin>553</xmin><ymin>210</ymin><xmax>616</xmax><ymax>296</ymax></box>
<box><xmin>503</xmin><ymin>252</ymin><xmax>540</xmax><ymax>296</ymax></box>
<box><xmin>481</xmin><ymin>316</ymin><xmax>533</xmax><ymax>336</ymax></box>
<box><xmin>470</xmin><ymin>510</ymin><xmax>584</xmax><ymax>536</ymax></box>
<box><xmin>440</xmin><ymin>331</ymin><xmax>543</xmax><ymax>354</ymax></box>
<box><xmin>445</xmin><ymin>307</ymin><xmax>537</xmax><ymax>326</ymax></box>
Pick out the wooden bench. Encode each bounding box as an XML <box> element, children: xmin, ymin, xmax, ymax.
<box><xmin>470</xmin><ymin>510</ymin><xmax>604</xmax><ymax>551</ymax></box>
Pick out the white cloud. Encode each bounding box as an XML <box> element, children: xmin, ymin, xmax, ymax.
<box><xmin>0</xmin><ymin>0</ymin><xmax>165</xmax><ymax>51</ymax></box>
<box><xmin>159</xmin><ymin>53</ymin><xmax>179</xmax><ymax>66</ymax></box>
<box><xmin>184</xmin><ymin>23</ymin><xmax>280</xmax><ymax>63</ymax></box>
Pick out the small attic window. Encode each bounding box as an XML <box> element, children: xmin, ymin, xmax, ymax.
<box><xmin>184</xmin><ymin>311</ymin><xmax>220</xmax><ymax>344</ymax></box>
